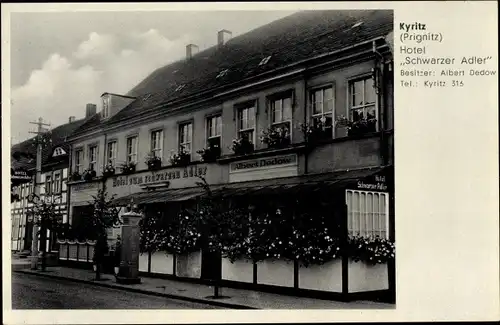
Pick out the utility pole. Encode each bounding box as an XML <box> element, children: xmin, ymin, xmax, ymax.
<box><xmin>28</xmin><ymin>117</ymin><xmax>50</xmax><ymax>270</ymax></box>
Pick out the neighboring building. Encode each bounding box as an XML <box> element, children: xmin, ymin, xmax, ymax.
<box><xmin>65</xmin><ymin>10</ymin><xmax>394</xmax><ymax>301</ymax></box>
<box><xmin>11</xmin><ymin>114</ymin><xmax>90</xmax><ymax>253</ymax></box>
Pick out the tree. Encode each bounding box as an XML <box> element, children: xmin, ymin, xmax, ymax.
<box><xmin>26</xmin><ymin>194</ymin><xmax>65</xmax><ymax>271</ymax></box>
<box><xmin>86</xmin><ymin>189</ymin><xmax>121</xmax><ymax>280</ymax></box>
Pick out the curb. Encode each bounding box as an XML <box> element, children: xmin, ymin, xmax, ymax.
<box><xmin>13</xmin><ymin>270</ymin><xmax>257</xmax><ymax>310</ymax></box>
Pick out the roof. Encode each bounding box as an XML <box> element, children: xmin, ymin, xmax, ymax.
<box><xmin>71</xmin><ymin>10</ymin><xmax>393</xmax><ymax>138</ymax></box>
<box><xmin>11</xmin><ymin>118</ymin><xmax>87</xmax><ymax>172</ymax></box>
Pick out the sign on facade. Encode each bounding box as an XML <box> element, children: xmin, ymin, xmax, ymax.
<box><xmin>229</xmin><ymin>154</ymin><xmax>299</xmax><ymax>183</ymax></box>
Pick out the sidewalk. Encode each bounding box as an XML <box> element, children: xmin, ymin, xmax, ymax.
<box><xmin>13</xmin><ymin>265</ymin><xmax>394</xmax><ymax>309</ymax></box>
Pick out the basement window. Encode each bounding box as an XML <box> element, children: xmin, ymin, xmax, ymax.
<box><xmin>216</xmin><ymin>69</ymin><xmax>229</xmax><ymax>79</ymax></box>
<box><xmin>259</xmin><ymin>55</ymin><xmax>272</xmax><ymax>66</ymax></box>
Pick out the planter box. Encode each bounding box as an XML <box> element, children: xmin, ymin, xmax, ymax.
<box><xmin>150</xmin><ymin>251</ymin><xmax>175</xmax><ymax>275</ymax></box>
<box><xmin>176</xmin><ymin>250</ymin><xmax>202</xmax><ymax>278</ymax></box>
<box><xmin>221</xmin><ymin>257</ymin><xmax>253</xmax><ymax>283</ymax></box>
<box><xmin>348</xmin><ymin>260</ymin><xmax>388</xmax><ymax>293</ymax></box>
<box><xmin>138</xmin><ymin>253</ymin><xmax>149</xmax><ymax>272</ymax></box>
<box><xmin>298</xmin><ymin>259</ymin><xmax>342</xmax><ymax>292</ymax></box>
<box><xmin>256</xmin><ymin>258</ymin><xmax>294</xmax><ymax>287</ymax></box>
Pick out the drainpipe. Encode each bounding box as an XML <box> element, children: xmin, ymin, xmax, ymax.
<box><xmin>102</xmin><ymin>134</ymin><xmax>107</xmax><ymax>193</ymax></box>
<box><xmin>372</xmin><ymin>41</ymin><xmax>387</xmax><ymax>166</ymax></box>
<box><xmin>303</xmin><ymin>72</ymin><xmax>309</xmax><ymax>174</ymax></box>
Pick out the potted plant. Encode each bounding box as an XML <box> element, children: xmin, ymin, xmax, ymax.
<box><xmin>260</xmin><ymin>125</ymin><xmax>291</xmax><ymax>149</ymax></box>
<box><xmin>120</xmin><ymin>161</ymin><xmax>136</xmax><ymax>175</ymax></box>
<box><xmin>70</xmin><ymin>171</ymin><xmax>82</xmax><ymax>182</ymax></box>
<box><xmin>300</xmin><ymin>117</ymin><xmax>333</xmax><ymax>144</ymax></box>
<box><xmin>102</xmin><ymin>161</ymin><xmax>116</xmax><ymax>178</ymax></box>
<box><xmin>169</xmin><ymin>148</ymin><xmax>191</xmax><ymax>167</ymax></box>
<box><xmin>145</xmin><ymin>153</ymin><xmax>162</xmax><ymax>170</ymax></box>
<box><xmin>197</xmin><ymin>144</ymin><xmax>221</xmax><ymax>163</ymax></box>
<box><xmin>82</xmin><ymin>169</ymin><xmax>97</xmax><ymax>181</ymax></box>
<box><xmin>335</xmin><ymin>115</ymin><xmax>377</xmax><ymax>136</ymax></box>
<box><xmin>231</xmin><ymin>135</ymin><xmax>254</xmax><ymax>155</ymax></box>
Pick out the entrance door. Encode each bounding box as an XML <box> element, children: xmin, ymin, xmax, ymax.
<box><xmin>201</xmin><ymin>249</ymin><xmax>221</xmax><ymax>281</ymax></box>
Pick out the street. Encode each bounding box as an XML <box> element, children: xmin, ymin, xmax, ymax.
<box><xmin>11</xmin><ymin>272</ymin><xmax>224</xmax><ymax>309</ymax></box>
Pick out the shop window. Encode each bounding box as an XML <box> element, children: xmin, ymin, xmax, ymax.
<box><xmin>53</xmin><ymin>173</ymin><xmax>61</xmax><ymax>193</ymax></box>
<box><xmin>206</xmin><ymin>114</ymin><xmax>222</xmax><ymax>148</ymax></box>
<box><xmin>150</xmin><ymin>130</ymin><xmax>163</xmax><ymax>158</ymax></box>
<box><xmin>238</xmin><ymin>104</ymin><xmax>255</xmax><ymax>143</ymax></box>
<box><xmin>88</xmin><ymin>145</ymin><xmax>98</xmax><ymax>171</ymax></box>
<box><xmin>348</xmin><ymin>76</ymin><xmax>377</xmax><ymax>131</ymax></box>
<box><xmin>346</xmin><ymin>190</ymin><xmax>388</xmax><ymax>238</ymax></box>
<box><xmin>126</xmin><ymin>136</ymin><xmax>138</xmax><ymax>163</ymax></box>
<box><xmin>107</xmin><ymin>141</ymin><xmax>117</xmax><ymax>166</ymax></box>
<box><xmin>179</xmin><ymin>122</ymin><xmax>193</xmax><ymax>154</ymax></box>
<box><xmin>311</xmin><ymin>86</ymin><xmax>334</xmax><ymax>138</ymax></box>
<box><xmin>75</xmin><ymin>149</ymin><xmax>83</xmax><ymax>174</ymax></box>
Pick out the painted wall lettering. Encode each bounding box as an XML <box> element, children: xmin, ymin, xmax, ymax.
<box><xmin>111</xmin><ymin>165</ymin><xmax>208</xmax><ymax>188</ymax></box>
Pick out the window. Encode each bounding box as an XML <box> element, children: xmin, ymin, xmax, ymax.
<box><xmin>238</xmin><ymin>104</ymin><xmax>255</xmax><ymax>143</ymax></box>
<box><xmin>45</xmin><ymin>175</ymin><xmax>52</xmax><ymax>195</ymax></box>
<box><xmin>216</xmin><ymin>69</ymin><xmax>229</xmax><ymax>79</ymax></box>
<box><xmin>102</xmin><ymin>95</ymin><xmax>110</xmax><ymax>119</ymax></box>
<box><xmin>259</xmin><ymin>55</ymin><xmax>272</xmax><ymax>66</ymax></box>
<box><xmin>349</xmin><ymin>77</ymin><xmax>377</xmax><ymax>130</ymax></box>
<box><xmin>75</xmin><ymin>149</ymin><xmax>83</xmax><ymax>174</ymax></box>
<box><xmin>206</xmin><ymin>114</ymin><xmax>222</xmax><ymax>148</ymax></box>
<box><xmin>311</xmin><ymin>86</ymin><xmax>334</xmax><ymax>137</ymax></box>
<box><xmin>150</xmin><ymin>130</ymin><xmax>163</xmax><ymax>158</ymax></box>
<box><xmin>179</xmin><ymin>122</ymin><xmax>193</xmax><ymax>153</ymax></box>
<box><xmin>52</xmin><ymin>147</ymin><xmax>66</xmax><ymax>157</ymax></box>
<box><xmin>126</xmin><ymin>136</ymin><xmax>138</xmax><ymax>163</ymax></box>
<box><xmin>346</xmin><ymin>190</ymin><xmax>388</xmax><ymax>238</ymax></box>
<box><xmin>107</xmin><ymin>141</ymin><xmax>117</xmax><ymax>166</ymax></box>
<box><xmin>53</xmin><ymin>173</ymin><xmax>61</xmax><ymax>193</ymax></box>
<box><xmin>88</xmin><ymin>145</ymin><xmax>98</xmax><ymax>171</ymax></box>
<box><xmin>271</xmin><ymin>95</ymin><xmax>292</xmax><ymax>128</ymax></box>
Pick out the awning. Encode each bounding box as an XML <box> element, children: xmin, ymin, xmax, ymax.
<box><xmin>112</xmin><ymin>186</ymin><xmax>206</xmax><ymax>206</ymax></box>
<box><xmin>111</xmin><ymin>166</ymin><xmax>391</xmax><ymax>205</ymax></box>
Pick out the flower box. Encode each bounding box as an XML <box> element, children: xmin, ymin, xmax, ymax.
<box><xmin>300</xmin><ymin>122</ymin><xmax>333</xmax><ymax>144</ymax></box>
<box><xmin>256</xmin><ymin>258</ymin><xmax>294</xmax><ymax>287</ymax></box>
<box><xmin>120</xmin><ymin>162</ymin><xmax>136</xmax><ymax>175</ymax></box>
<box><xmin>347</xmin><ymin>260</ymin><xmax>388</xmax><ymax>293</ymax></box>
<box><xmin>260</xmin><ymin>126</ymin><xmax>291</xmax><ymax>149</ymax></box>
<box><xmin>169</xmin><ymin>150</ymin><xmax>191</xmax><ymax>167</ymax></box>
<box><xmin>221</xmin><ymin>257</ymin><xmax>253</xmax><ymax>283</ymax></box>
<box><xmin>175</xmin><ymin>250</ymin><xmax>202</xmax><ymax>278</ymax></box>
<box><xmin>102</xmin><ymin>164</ymin><xmax>116</xmax><ymax>178</ymax></box>
<box><xmin>82</xmin><ymin>169</ymin><xmax>96</xmax><ymax>181</ymax></box>
<box><xmin>232</xmin><ymin>137</ymin><xmax>254</xmax><ymax>155</ymax></box>
<box><xmin>197</xmin><ymin>145</ymin><xmax>221</xmax><ymax>163</ymax></box>
<box><xmin>146</xmin><ymin>155</ymin><xmax>162</xmax><ymax>170</ymax></box>
<box><xmin>70</xmin><ymin>172</ymin><xmax>82</xmax><ymax>182</ymax></box>
<box><xmin>298</xmin><ymin>258</ymin><xmax>342</xmax><ymax>292</ymax></box>
<box><xmin>336</xmin><ymin>116</ymin><xmax>377</xmax><ymax>137</ymax></box>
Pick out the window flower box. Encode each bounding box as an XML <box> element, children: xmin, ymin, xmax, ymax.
<box><xmin>145</xmin><ymin>154</ymin><xmax>162</xmax><ymax>170</ymax></box>
<box><xmin>70</xmin><ymin>171</ymin><xmax>82</xmax><ymax>182</ymax></box>
<box><xmin>82</xmin><ymin>169</ymin><xmax>96</xmax><ymax>181</ymax></box>
<box><xmin>231</xmin><ymin>136</ymin><xmax>254</xmax><ymax>155</ymax></box>
<box><xmin>120</xmin><ymin>162</ymin><xmax>136</xmax><ymax>175</ymax></box>
<box><xmin>197</xmin><ymin>145</ymin><xmax>221</xmax><ymax>163</ymax></box>
<box><xmin>300</xmin><ymin>120</ymin><xmax>333</xmax><ymax>144</ymax></box>
<box><xmin>335</xmin><ymin>115</ymin><xmax>377</xmax><ymax>137</ymax></box>
<box><xmin>260</xmin><ymin>125</ymin><xmax>291</xmax><ymax>149</ymax></box>
<box><xmin>169</xmin><ymin>149</ymin><xmax>191</xmax><ymax>167</ymax></box>
<box><xmin>102</xmin><ymin>162</ymin><xmax>116</xmax><ymax>178</ymax></box>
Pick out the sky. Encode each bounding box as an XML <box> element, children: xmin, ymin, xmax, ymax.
<box><xmin>9</xmin><ymin>10</ymin><xmax>296</xmax><ymax>144</ymax></box>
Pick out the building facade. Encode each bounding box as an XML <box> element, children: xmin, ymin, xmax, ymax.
<box><xmin>65</xmin><ymin>10</ymin><xmax>395</xmax><ymax>301</ymax></box>
<box><xmin>11</xmin><ymin>114</ymin><xmax>91</xmax><ymax>253</ymax></box>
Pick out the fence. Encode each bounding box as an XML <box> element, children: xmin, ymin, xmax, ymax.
<box><xmin>57</xmin><ymin>239</ymin><xmax>96</xmax><ymax>263</ymax></box>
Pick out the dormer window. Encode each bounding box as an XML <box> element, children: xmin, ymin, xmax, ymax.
<box><xmin>102</xmin><ymin>94</ymin><xmax>111</xmax><ymax>119</ymax></box>
<box><xmin>52</xmin><ymin>147</ymin><xmax>67</xmax><ymax>157</ymax></box>
<box><xmin>351</xmin><ymin>21</ymin><xmax>364</xmax><ymax>29</ymax></box>
<box><xmin>175</xmin><ymin>84</ymin><xmax>186</xmax><ymax>92</ymax></box>
<box><xmin>216</xmin><ymin>69</ymin><xmax>229</xmax><ymax>79</ymax></box>
<box><xmin>259</xmin><ymin>55</ymin><xmax>272</xmax><ymax>66</ymax></box>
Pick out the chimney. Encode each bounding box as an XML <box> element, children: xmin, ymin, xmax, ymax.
<box><xmin>217</xmin><ymin>30</ymin><xmax>232</xmax><ymax>47</ymax></box>
<box><xmin>85</xmin><ymin>103</ymin><xmax>97</xmax><ymax>118</ymax></box>
<box><xmin>68</xmin><ymin>116</ymin><xmax>76</xmax><ymax>123</ymax></box>
<box><xmin>186</xmin><ymin>44</ymin><xmax>199</xmax><ymax>60</ymax></box>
